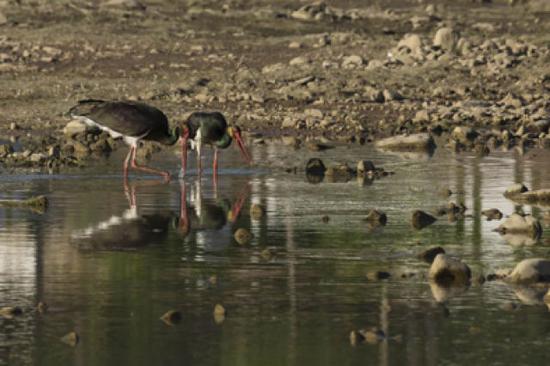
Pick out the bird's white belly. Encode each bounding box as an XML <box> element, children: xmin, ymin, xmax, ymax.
<box><xmin>75</xmin><ymin>116</ymin><xmax>146</xmax><ymax>147</ymax></box>
<box><xmin>75</xmin><ymin>116</ymin><xmax>123</xmax><ymax>139</ymax></box>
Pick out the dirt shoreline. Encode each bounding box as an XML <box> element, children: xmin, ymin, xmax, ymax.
<box><xmin>0</xmin><ymin>0</ymin><xmax>549</xmax><ymax>170</ymax></box>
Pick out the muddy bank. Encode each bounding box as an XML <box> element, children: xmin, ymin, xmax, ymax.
<box><xmin>0</xmin><ymin>0</ymin><xmax>549</xmax><ymax>170</ymax></box>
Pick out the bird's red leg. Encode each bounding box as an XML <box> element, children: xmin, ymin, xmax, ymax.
<box><xmin>130</xmin><ymin>146</ymin><xmax>171</xmax><ymax>180</ymax></box>
<box><xmin>123</xmin><ymin>146</ymin><xmax>134</xmax><ymax>178</ymax></box>
<box><xmin>213</xmin><ymin>148</ymin><xmax>219</xmax><ymax>188</ymax></box>
<box><xmin>180</xmin><ymin>134</ymin><xmax>188</xmax><ymax>178</ymax></box>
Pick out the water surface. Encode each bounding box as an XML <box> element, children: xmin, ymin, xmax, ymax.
<box><xmin>1</xmin><ymin>143</ymin><xmax>549</xmax><ymax>366</ymax></box>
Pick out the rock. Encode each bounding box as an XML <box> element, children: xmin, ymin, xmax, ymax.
<box><xmin>30</xmin><ymin>153</ymin><xmax>46</xmax><ymax>163</ymax></box>
<box><xmin>411</xmin><ymin>210</ymin><xmax>437</xmax><ymax>229</ymax></box>
<box><xmin>0</xmin><ymin>144</ymin><xmax>13</xmax><ymax>157</ymax></box>
<box><xmin>160</xmin><ymin>310</ymin><xmax>182</xmax><ymax>326</ymax></box>
<box><xmin>291</xmin><ymin>1</ymin><xmax>327</xmax><ymax>21</ymax></box>
<box><xmin>305</xmin><ymin>142</ymin><xmax>333</xmax><ymax>151</ymax></box>
<box><xmin>357</xmin><ymin>160</ymin><xmax>375</xmax><ymax>173</ymax></box>
<box><xmin>102</xmin><ymin>0</ymin><xmax>146</xmax><ymax>10</ymax></box>
<box><xmin>0</xmin><ymin>11</ymin><xmax>7</xmax><ymax>25</ymax></box>
<box><xmin>60</xmin><ymin>331</ymin><xmax>79</xmax><ymax>347</ymax></box>
<box><xmin>482</xmin><ymin>208</ymin><xmax>503</xmax><ymax>220</ymax></box>
<box><xmin>321</xmin><ymin>215</ymin><xmax>330</xmax><ymax>223</ymax></box>
<box><xmin>417</xmin><ymin>246</ymin><xmax>445</xmax><ymax>264</ymax></box>
<box><xmin>289</xmin><ymin>56</ymin><xmax>310</xmax><ymax>66</ymax></box>
<box><xmin>364</xmin><ymin>86</ymin><xmax>384</xmax><ymax>103</ymax></box>
<box><xmin>250</xmin><ymin>204</ymin><xmax>265</xmax><ymax>220</ymax></box>
<box><xmin>305</xmin><ymin>158</ymin><xmax>326</xmax><ymax>176</ymax></box>
<box><xmin>304</xmin><ymin>108</ymin><xmax>324</xmax><ymax>119</ymax></box>
<box><xmin>366</xmin><ymin>271</ymin><xmax>391</xmax><ymax>280</ymax></box>
<box><xmin>234</xmin><ymin>228</ymin><xmax>253</xmax><ymax>245</ymax></box>
<box><xmin>439</xmin><ymin>188</ymin><xmax>453</xmax><ymax>197</ymax></box>
<box><xmin>324</xmin><ymin>163</ymin><xmax>354</xmax><ymax>182</ymax></box>
<box><xmin>37</xmin><ymin>301</ymin><xmax>48</xmax><ymax>313</ymax></box>
<box><xmin>63</xmin><ymin>120</ymin><xmax>91</xmax><ymax>136</ymax></box>
<box><xmin>375</xmin><ymin>133</ymin><xmax>436</xmax><ymax>151</ymax></box>
<box><xmin>350</xmin><ymin>328</ymin><xmax>386</xmax><ymax>345</ymax></box>
<box><xmin>0</xmin><ymin>306</ymin><xmax>23</xmax><ymax>319</ymax></box>
<box><xmin>365</xmin><ymin>210</ymin><xmax>387</xmax><ymax>226</ymax></box>
<box><xmin>342</xmin><ymin>55</ymin><xmax>364</xmax><ymax>68</ymax></box>
<box><xmin>433</xmin><ymin>27</ymin><xmax>459</xmax><ymax>52</ymax></box>
<box><xmin>382</xmin><ymin>89</ymin><xmax>403</xmax><ymax>102</ymax></box>
<box><xmin>515</xmin><ymin>189</ymin><xmax>550</xmax><ymax>203</ymax></box>
<box><xmin>452</xmin><ymin>126</ymin><xmax>478</xmax><ymax>143</ymax></box>
<box><xmin>397</xmin><ymin>34</ymin><xmax>423</xmax><ymax>54</ymax></box>
<box><xmin>508</xmin><ymin>258</ymin><xmax>550</xmax><ymax>283</ymax></box>
<box><xmin>504</xmin><ymin>183</ymin><xmax>529</xmax><ymax>197</ymax></box>
<box><xmin>429</xmin><ymin>254</ymin><xmax>471</xmax><ymax>285</ymax></box>
<box><xmin>497</xmin><ymin>213</ymin><xmax>542</xmax><ymax>236</ymax></box>
<box><xmin>213</xmin><ymin>304</ymin><xmax>226</xmax><ymax>324</ymax></box>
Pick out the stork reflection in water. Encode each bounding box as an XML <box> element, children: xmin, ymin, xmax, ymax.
<box><xmin>71</xmin><ymin>177</ymin><xmax>249</xmax><ymax>252</ymax></box>
<box><xmin>176</xmin><ymin>179</ymin><xmax>249</xmax><ymax>252</ymax></box>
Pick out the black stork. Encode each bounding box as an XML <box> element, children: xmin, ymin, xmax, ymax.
<box><xmin>69</xmin><ymin>99</ymin><xmax>180</xmax><ymax>179</ymax></box>
<box><xmin>68</xmin><ymin>100</ymin><xmax>251</xmax><ymax>179</ymax></box>
<box><xmin>180</xmin><ymin>112</ymin><xmax>251</xmax><ymax>178</ymax></box>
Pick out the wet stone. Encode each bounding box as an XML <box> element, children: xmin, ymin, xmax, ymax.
<box><xmin>411</xmin><ymin>210</ymin><xmax>437</xmax><ymax>230</ymax></box>
<box><xmin>0</xmin><ymin>306</ymin><xmax>23</xmax><ymax>319</ymax></box>
<box><xmin>160</xmin><ymin>310</ymin><xmax>182</xmax><ymax>326</ymax></box>
<box><xmin>60</xmin><ymin>331</ymin><xmax>79</xmax><ymax>347</ymax></box>
<box><xmin>429</xmin><ymin>254</ymin><xmax>471</xmax><ymax>285</ymax></box>
<box><xmin>213</xmin><ymin>304</ymin><xmax>226</xmax><ymax>324</ymax></box>
<box><xmin>508</xmin><ymin>258</ymin><xmax>550</xmax><ymax>283</ymax></box>
<box><xmin>366</xmin><ymin>271</ymin><xmax>391</xmax><ymax>281</ymax></box>
<box><xmin>250</xmin><ymin>204</ymin><xmax>265</xmax><ymax>220</ymax></box>
<box><xmin>234</xmin><ymin>228</ymin><xmax>253</xmax><ymax>245</ymax></box>
<box><xmin>364</xmin><ymin>209</ymin><xmax>387</xmax><ymax>226</ymax></box>
<box><xmin>357</xmin><ymin>160</ymin><xmax>375</xmax><ymax>173</ymax></box>
<box><xmin>305</xmin><ymin>158</ymin><xmax>326</xmax><ymax>176</ymax></box>
<box><xmin>482</xmin><ymin>208</ymin><xmax>503</xmax><ymax>221</ymax></box>
<box><xmin>504</xmin><ymin>183</ymin><xmax>529</xmax><ymax>196</ymax></box>
<box><xmin>417</xmin><ymin>246</ymin><xmax>445</xmax><ymax>264</ymax></box>
<box><xmin>497</xmin><ymin>213</ymin><xmax>542</xmax><ymax>236</ymax></box>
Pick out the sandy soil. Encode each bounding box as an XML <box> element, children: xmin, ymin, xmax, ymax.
<box><xmin>0</xmin><ymin>0</ymin><xmax>549</xmax><ymax>168</ymax></box>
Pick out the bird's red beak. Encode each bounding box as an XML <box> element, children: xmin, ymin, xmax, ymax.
<box><xmin>233</xmin><ymin>130</ymin><xmax>252</xmax><ymax>164</ymax></box>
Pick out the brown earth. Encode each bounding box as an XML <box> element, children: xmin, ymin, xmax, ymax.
<box><xmin>0</xmin><ymin>0</ymin><xmax>549</xmax><ymax>169</ymax></box>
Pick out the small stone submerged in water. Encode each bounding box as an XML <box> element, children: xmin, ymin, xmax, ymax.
<box><xmin>482</xmin><ymin>208</ymin><xmax>503</xmax><ymax>221</ymax></box>
<box><xmin>496</xmin><ymin>213</ymin><xmax>542</xmax><ymax>238</ymax></box>
<box><xmin>234</xmin><ymin>228</ymin><xmax>253</xmax><ymax>245</ymax></box>
<box><xmin>60</xmin><ymin>331</ymin><xmax>79</xmax><ymax>347</ymax></box>
<box><xmin>250</xmin><ymin>204</ymin><xmax>265</xmax><ymax>220</ymax></box>
<box><xmin>0</xmin><ymin>306</ymin><xmax>23</xmax><ymax>319</ymax></box>
<box><xmin>411</xmin><ymin>210</ymin><xmax>437</xmax><ymax>229</ymax></box>
<box><xmin>349</xmin><ymin>327</ymin><xmax>402</xmax><ymax>346</ymax></box>
<box><xmin>429</xmin><ymin>254</ymin><xmax>471</xmax><ymax>285</ymax></box>
<box><xmin>305</xmin><ymin>158</ymin><xmax>392</xmax><ymax>184</ymax></box>
<box><xmin>364</xmin><ymin>209</ymin><xmax>387</xmax><ymax>226</ymax></box>
<box><xmin>213</xmin><ymin>304</ymin><xmax>226</xmax><ymax>324</ymax></box>
<box><xmin>417</xmin><ymin>246</ymin><xmax>445</xmax><ymax>264</ymax></box>
<box><xmin>160</xmin><ymin>310</ymin><xmax>182</xmax><ymax>326</ymax></box>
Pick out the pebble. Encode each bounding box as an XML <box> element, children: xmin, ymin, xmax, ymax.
<box><xmin>234</xmin><ymin>228</ymin><xmax>253</xmax><ymax>245</ymax></box>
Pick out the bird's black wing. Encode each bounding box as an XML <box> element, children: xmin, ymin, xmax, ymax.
<box><xmin>69</xmin><ymin>100</ymin><xmax>170</xmax><ymax>138</ymax></box>
<box><xmin>186</xmin><ymin>112</ymin><xmax>227</xmax><ymax>142</ymax></box>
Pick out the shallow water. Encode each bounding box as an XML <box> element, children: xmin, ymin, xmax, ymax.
<box><xmin>1</xmin><ymin>142</ymin><xmax>549</xmax><ymax>366</ymax></box>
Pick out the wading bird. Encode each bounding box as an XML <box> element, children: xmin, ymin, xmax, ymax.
<box><xmin>69</xmin><ymin>100</ymin><xmax>251</xmax><ymax>179</ymax></box>
<box><xmin>180</xmin><ymin>112</ymin><xmax>251</xmax><ymax>178</ymax></box>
